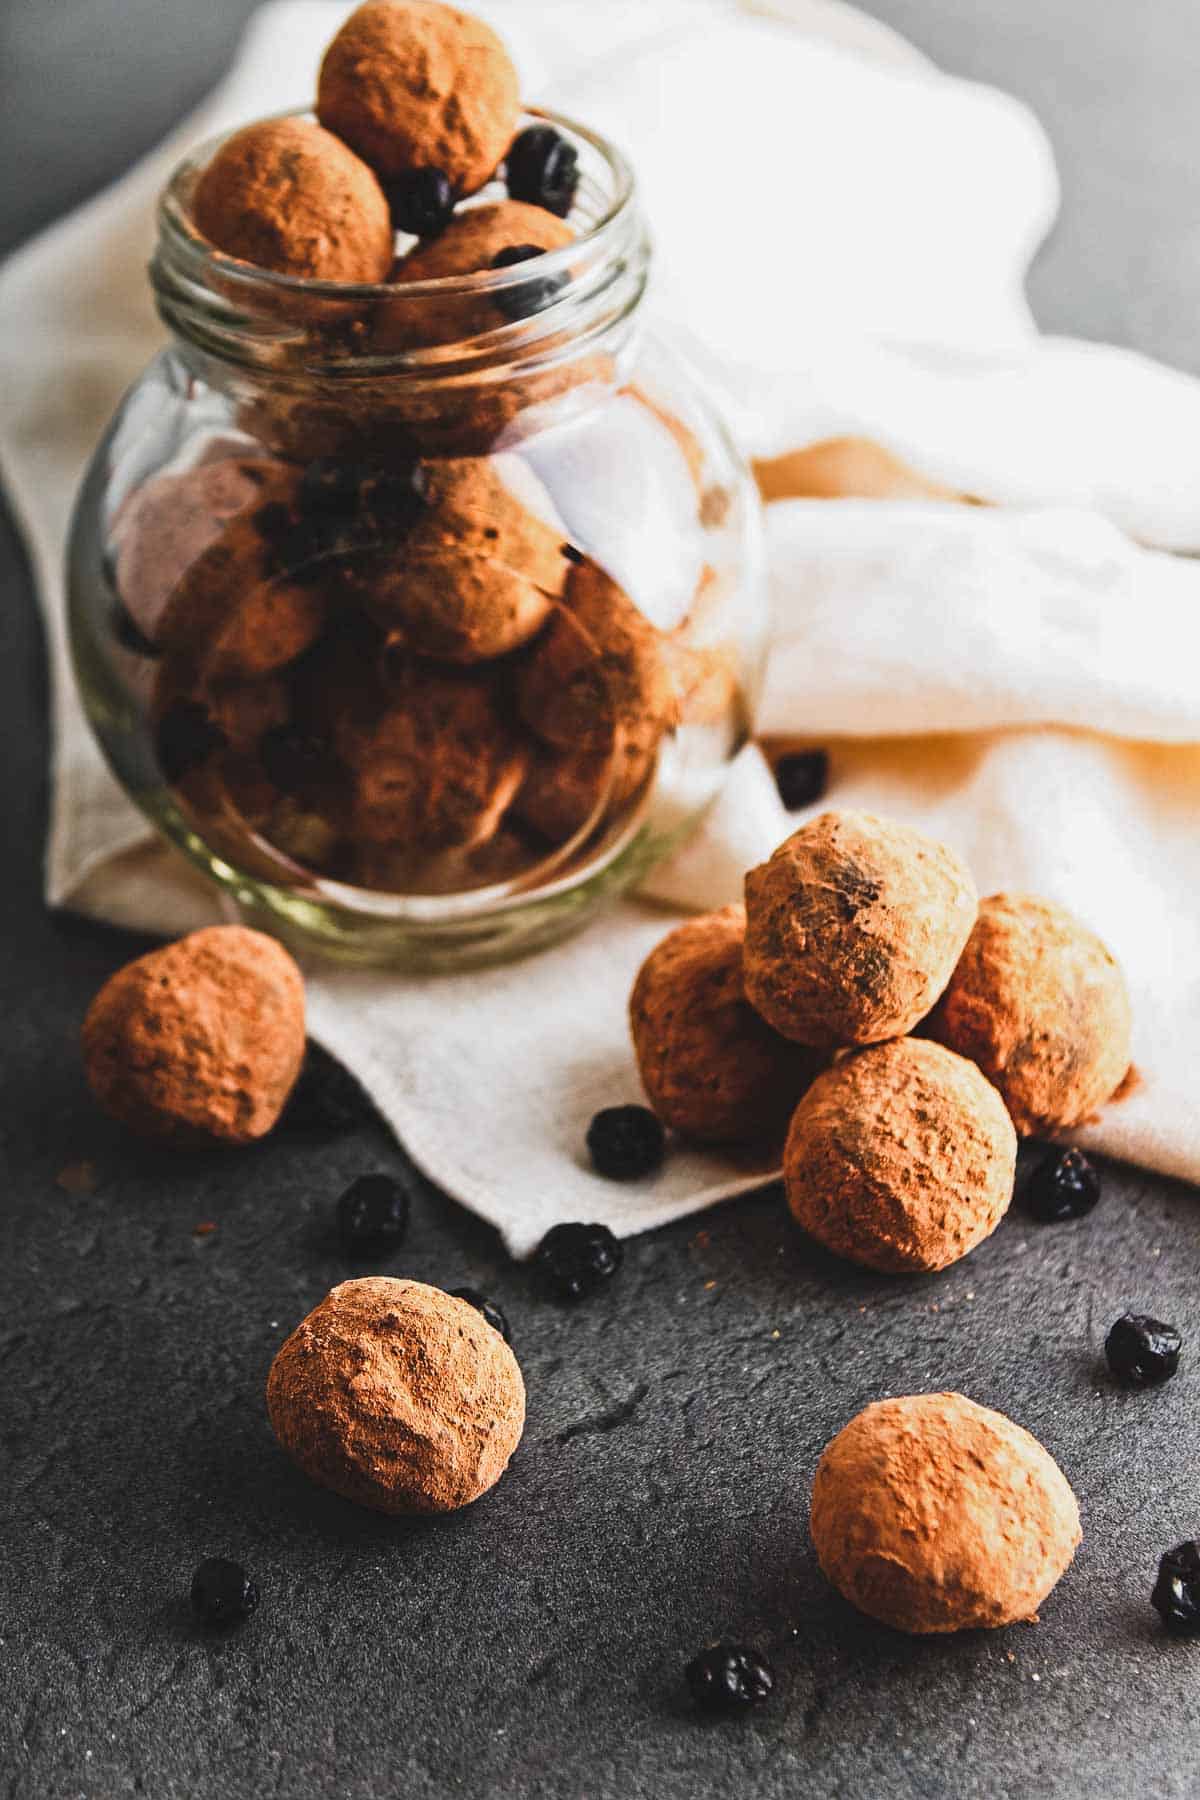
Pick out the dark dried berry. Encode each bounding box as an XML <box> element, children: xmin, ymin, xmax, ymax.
<box><xmin>561</xmin><ymin>543</ymin><xmax>585</xmax><ymax>565</ymax></box>
<box><xmin>685</xmin><ymin>1642</ymin><xmax>775</xmax><ymax>1714</ymax></box>
<box><xmin>774</xmin><ymin>749</ymin><xmax>829</xmax><ymax>811</ymax></box>
<box><xmin>190</xmin><ymin>1558</ymin><xmax>259</xmax><ymax>1628</ymax></box>
<box><xmin>285</xmin><ymin>1044</ymin><xmax>375</xmax><ymax>1134</ymax></box>
<box><xmin>389</xmin><ymin>166</ymin><xmax>456</xmax><ymax>237</ymax></box>
<box><xmin>1025</xmin><ymin>1147</ymin><xmax>1102</xmax><ymax>1222</ymax></box>
<box><xmin>156</xmin><ymin>700</ymin><xmax>227</xmax><ymax>782</ymax></box>
<box><xmin>259</xmin><ymin>725</ymin><xmax>341</xmax><ymax>797</ymax></box>
<box><xmin>505</xmin><ymin>125</ymin><xmax>579</xmax><ymax>217</ymax></box>
<box><xmin>1105</xmin><ymin>1313</ymin><xmax>1182</xmax><ymax>1386</ymax></box>
<box><xmin>534</xmin><ymin>1221</ymin><xmax>623</xmax><ymax>1301</ymax></box>
<box><xmin>299</xmin><ymin>457</ymin><xmax>428</xmax><ymax>532</ymax></box>
<box><xmin>1152</xmin><ymin>1542</ymin><xmax>1200</xmax><ymax>1635</ymax></box>
<box><xmin>449</xmin><ymin>1286</ymin><xmax>511</xmax><ymax>1344</ymax></box>
<box><xmin>299</xmin><ymin>458</ymin><xmax>372</xmax><ymax>515</ymax></box>
<box><xmin>489</xmin><ymin>245</ymin><xmax>567</xmax><ymax>321</ymax></box>
<box><xmin>586</xmin><ymin>1105</ymin><xmax>665</xmax><ymax>1181</ymax></box>
<box><xmin>337</xmin><ymin>1173</ymin><xmax>410</xmax><ymax>1257</ymax></box>
<box><xmin>111</xmin><ymin>602</ymin><xmax>160</xmax><ymax>657</ymax></box>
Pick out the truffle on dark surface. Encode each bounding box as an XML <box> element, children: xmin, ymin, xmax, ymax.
<box><xmin>82</xmin><ymin>926</ymin><xmax>306</xmax><ymax>1146</ymax></box>
<box><xmin>266</xmin><ymin>1276</ymin><xmax>525</xmax><ymax>1513</ymax></box>
<box><xmin>810</xmin><ymin>1392</ymin><xmax>1081</xmax><ymax>1633</ymax></box>
<box><xmin>783</xmin><ymin>1037</ymin><xmax>1016</xmax><ymax>1273</ymax></box>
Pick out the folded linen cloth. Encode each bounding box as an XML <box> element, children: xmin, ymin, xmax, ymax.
<box><xmin>2</xmin><ymin>0</ymin><xmax>1198</xmax><ymax>1256</ymax></box>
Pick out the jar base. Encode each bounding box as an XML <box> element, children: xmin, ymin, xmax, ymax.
<box><xmin>181</xmin><ymin>813</ymin><xmax>688</xmax><ymax>972</ymax></box>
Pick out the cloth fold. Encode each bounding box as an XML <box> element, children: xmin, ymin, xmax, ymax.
<box><xmin>2</xmin><ymin>0</ymin><xmax>1198</xmax><ymax>1256</ymax></box>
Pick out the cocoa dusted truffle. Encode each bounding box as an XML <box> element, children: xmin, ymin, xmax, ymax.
<box><xmin>783</xmin><ymin>1037</ymin><xmax>1016</xmax><ymax>1273</ymax></box>
<box><xmin>518</xmin><ymin>557</ymin><xmax>678</xmax><ymax>764</ymax></box>
<box><xmin>192</xmin><ymin>118</ymin><xmax>393</xmax><ymax>283</ymax></box>
<box><xmin>317</xmin><ymin>0</ymin><xmax>519</xmax><ymax>194</ymax></box>
<box><xmin>376</xmin><ymin>202</ymin><xmax>574</xmax><ymax>349</ymax></box>
<box><xmin>266</xmin><ymin>1276</ymin><xmax>525</xmax><ymax>1513</ymax></box>
<box><xmin>336</xmin><ymin>663</ymin><xmax>528</xmax><ymax>851</ymax></box>
<box><xmin>743</xmin><ymin>811</ymin><xmax>978</xmax><ymax>1048</ymax></box>
<box><xmin>630</xmin><ymin>906</ymin><xmax>824</xmax><ymax>1145</ymax></box>
<box><xmin>82</xmin><ymin>926</ymin><xmax>305</xmax><ymax>1146</ymax></box>
<box><xmin>111</xmin><ymin>457</ymin><xmax>285</xmax><ymax>644</ymax></box>
<box><xmin>927</xmin><ymin>892</ymin><xmax>1133</xmax><ymax>1136</ymax></box>
<box><xmin>153</xmin><ymin>463</ymin><xmax>326</xmax><ymax>681</ymax></box>
<box><xmin>355</xmin><ymin>457</ymin><xmax>566</xmax><ymax>662</ymax></box>
<box><xmin>810</xmin><ymin>1393</ymin><xmax>1081</xmax><ymax>1633</ymax></box>
<box><xmin>512</xmin><ymin>739</ymin><xmax>653</xmax><ymax>845</ymax></box>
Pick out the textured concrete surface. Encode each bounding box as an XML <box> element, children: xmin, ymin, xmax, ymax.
<box><xmin>3</xmin><ymin>4</ymin><xmax>1200</xmax><ymax>1797</ymax></box>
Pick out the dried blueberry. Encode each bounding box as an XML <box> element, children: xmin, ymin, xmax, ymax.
<box><xmin>259</xmin><ymin>725</ymin><xmax>341</xmax><ymax>797</ymax></box>
<box><xmin>774</xmin><ymin>749</ymin><xmax>829</xmax><ymax>811</ymax></box>
<box><xmin>1152</xmin><ymin>1542</ymin><xmax>1200</xmax><ymax>1635</ymax></box>
<box><xmin>337</xmin><ymin>1173</ymin><xmax>411</xmax><ymax>1257</ymax></box>
<box><xmin>534</xmin><ymin>1221</ymin><xmax>623</xmax><ymax>1301</ymax></box>
<box><xmin>586</xmin><ymin>1105</ymin><xmax>665</xmax><ymax>1181</ymax></box>
<box><xmin>156</xmin><ymin>700</ymin><xmax>227</xmax><ymax>783</ymax></box>
<box><xmin>685</xmin><ymin>1642</ymin><xmax>775</xmax><ymax>1714</ymax></box>
<box><xmin>450</xmin><ymin>1287</ymin><xmax>512</xmax><ymax>1344</ymax></box>
<box><xmin>190</xmin><ymin>1557</ymin><xmax>259</xmax><ymax>1628</ymax></box>
<box><xmin>490</xmin><ymin>245</ymin><xmax>567</xmax><ymax>321</ymax></box>
<box><xmin>1025</xmin><ymin>1147</ymin><xmax>1102</xmax><ymax>1222</ymax></box>
<box><xmin>505</xmin><ymin>125</ymin><xmax>579</xmax><ymax>218</ymax></box>
<box><xmin>1105</xmin><ymin>1313</ymin><xmax>1182</xmax><ymax>1386</ymax></box>
<box><xmin>388</xmin><ymin>167</ymin><xmax>456</xmax><ymax>238</ymax></box>
<box><xmin>285</xmin><ymin>1044</ymin><xmax>375</xmax><ymax>1134</ymax></box>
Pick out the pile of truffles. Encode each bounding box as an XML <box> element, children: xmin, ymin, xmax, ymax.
<box><xmin>109</xmin><ymin>0</ymin><xmax>732</xmax><ymax>901</ymax></box>
<box><xmin>628</xmin><ymin>807</ymin><xmax>1132</xmax><ymax>1274</ymax></box>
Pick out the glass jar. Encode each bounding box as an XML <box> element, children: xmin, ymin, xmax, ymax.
<box><xmin>68</xmin><ymin>108</ymin><xmax>767</xmax><ymax>968</ymax></box>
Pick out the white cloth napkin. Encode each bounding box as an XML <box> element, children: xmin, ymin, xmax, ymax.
<box><xmin>3</xmin><ymin>0</ymin><xmax>1199</xmax><ymax>1256</ymax></box>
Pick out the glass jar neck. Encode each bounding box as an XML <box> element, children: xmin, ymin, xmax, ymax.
<box><xmin>149</xmin><ymin>107</ymin><xmax>651</xmax><ymax>391</ymax></box>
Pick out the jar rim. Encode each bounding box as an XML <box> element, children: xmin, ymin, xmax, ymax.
<box><xmin>157</xmin><ymin>103</ymin><xmax>638</xmax><ymax>306</ymax></box>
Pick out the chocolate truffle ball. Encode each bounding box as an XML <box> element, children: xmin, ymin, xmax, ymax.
<box><xmin>267</xmin><ymin>1277</ymin><xmax>525</xmax><ymax>1513</ymax></box>
<box><xmin>630</xmin><ymin>906</ymin><xmax>825</xmax><ymax>1145</ymax></box>
<box><xmin>192</xmin><ymin>118</ymin><xmax>393</xmax><ymax>283</ymax></box>
<box><xmin>82</xmin><ymin>926</ymin><xmax>305</xmax><ymax>1146</ymax></box>
<box><xmin>512</xmin><ymin>738</ymin><xmax>653</xmax><ymax>845</ymax></box>
<box><xmin>317</xmin><ymin>1</ymin><xmax>519</xmax><ymax>193</ymax></box>
<box><xmin>353</xmin><ymin>457</ymin><xmax>567</xmax><ymax>662</ymax></box>
<box><xmin>112</xmin><ymin>457</ymin><xmax>286</xmax><ymax>644</ymax></box>
<box><xmin>376</xmin><ymin>201</ymin><xmax>574</xmax><ymax>350</ymax></box>
<box><xmin>810</xmin><ymin>1393</ymin><xmax>1081</xmax><ymax>1633</ymax></box>
<box><xmin>336</xmin><ymin>664</ymin><xmax>527</xmax><ymax>851</ymax></box>
<box><xmin>743</xmin><ymin>811</ymin><xmax>978</xmax><ymax>1048</ymax></box>
<box><xmin>783</xmin><ymin>1038</ymin><xmax>1016</xmax><ymax>1273</ymax></box>
<box><xmin>518</xmin><ymin>558</ymin><xmax>678</xmax><ymax>764</ymax></box>
<box><xmin>154</xmin><ymin>463</ymin><xmax>327</xmax><ymax>681</ymax></box>
<box><xmin>399</xmin><ymin>200</ymin><xmax>572</xmax><ymax>279</ymax></box>
<box><xmin>927</xmin><ymin>893</ymin><xmax>1133</xmax><ymax>1136</ymax></box>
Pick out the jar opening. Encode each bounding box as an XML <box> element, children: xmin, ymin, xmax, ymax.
<box><xmin>151</xmin><ymin>106</ymin><xmax>650</xmax><ymax>382</ymax></box>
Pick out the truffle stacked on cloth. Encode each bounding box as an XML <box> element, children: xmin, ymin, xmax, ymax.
<box><xmin>811</xmin><ymin>1393</ymin><xmax>1081</xmax><ymax>1634</ymax></box>
<box><xmin>629</xmin><ymin>808</ymin><xmax>1132</xmax><ymax>1275</ymax></box>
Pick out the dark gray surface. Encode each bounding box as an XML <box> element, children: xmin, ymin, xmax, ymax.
<box><xmin>2</xmin><ymin>4</ymin><xmax>1199</xmax><ymax>1797</ymax></box>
